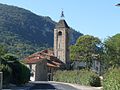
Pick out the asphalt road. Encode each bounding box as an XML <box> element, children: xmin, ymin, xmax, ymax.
<box><xmin>3</xmin><ymin>82</ymin><xmax>101</xmax><ymax>90</ymax></box>
<box><xmin>30</xmin><ymin>81</ymin><xmax>79</xmax><ymax>90</ymax></box>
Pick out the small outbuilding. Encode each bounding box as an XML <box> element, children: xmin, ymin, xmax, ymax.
<box><xmin>23</xmin><ymin>49</ymin><xmax>64</xmax><ymax>81</ymax></box>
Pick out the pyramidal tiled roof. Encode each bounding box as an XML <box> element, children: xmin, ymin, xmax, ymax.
<box><xmin>56</xmin><ymin>19</ymin><xmax>69</xmax><ymax>28</ymax></box>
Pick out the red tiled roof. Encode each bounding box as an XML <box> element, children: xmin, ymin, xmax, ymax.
<box><xmin>23</xmin><ymin>49</ymin><xmax>63</xmax><ymax>68</ymax></box>
<box><xmin>24</xmin><ymin>59</ymin><xmax>42</xmax><ymax>64</ymax></box>
<box><xmin>47</xmin><ymin>63</ymin><xmax>58</xmax><ymax>68</ymax></box>
<box><xmin>52</xmin><ymin>61</ymin><xmax>61</xmax><ymax>66</ymax></box>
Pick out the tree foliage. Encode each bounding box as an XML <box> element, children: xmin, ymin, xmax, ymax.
<box><xmin>0</xmin><ymin>47</ymin><xmax>30</xmax><ymax>85</ymax></box>
<box><xmin>103</xmin><ymin>68</ymin><xmax>120</xmax><ymax>90</ymax></box>
<box><xmin>1</xmin><ymin>54</ymin><xmax>30</xmax><ymax>85</ymax></box>
<box><xmin>104</xmin><ymin>34</ymin><xmax>120</xmax><ymax>68</ymax></box>
<box><xmin>0</xmin><ymin>64</ymin><xmax>12</xmax><ymax>85</ymax></box>
<box><xmin>2</xmin><ymin>53</ymin><xmax>18</xmax><ymax>62</ymax></box>
<box><xmin>0</xmin><ymin>45</ymin><xmax>6</xmax><ymax>57</ymax></box>
<box><xmin>70</xmin><ymin>35</ymin><xmax>103</xmax><ymax>68</ymax></box>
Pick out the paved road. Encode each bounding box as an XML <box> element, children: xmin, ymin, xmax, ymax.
<box><xmin>2</xmin><ymin>81</ymin><xmax>101</xmax><ymax>90</ymax></box>
<box><xmin>30</xmin><ymin>81</ymin><xmax>79</xmax><ymax>90</ymax></box>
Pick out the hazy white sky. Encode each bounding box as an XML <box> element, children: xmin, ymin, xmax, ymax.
<box><xmin>0</xmin><ymin>0</ymin><xmax>120</xmax><ymax>40</ymax></box>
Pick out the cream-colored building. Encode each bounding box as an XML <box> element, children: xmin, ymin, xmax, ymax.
<box><xmin>25</xmin><ymin>58</ymin><xmax>48</xmax><ymax>81</ymax></box>
<box><xmin>24</xmin><ymin>49</ymin><xmax>63</xmax><ymax>81</ymax></box>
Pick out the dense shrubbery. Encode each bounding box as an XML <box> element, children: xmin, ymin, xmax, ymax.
<box><xmin>0</xmin><ymin>54</ymin><xmax>30</xmax><ymax>85</ymax></box>
<box><xmin>9</xmin><ymin>61</ymin><xmax>30</xmax><ymax>85</ymax></box>
<box><xmin>0</xmin><ymin>64</ymin><xmax>12</xmax><ymax>85</ymax></box>
<box><xmin>0</xmin><ymin>62</ymin><xmax>30</xmax><ymax>86</ymax></box>
<box><xmin>103</xmin><ymin>68</ymin><xmax>120</xmax><ymax>90</ymax></box>
<box><xmin>53</xmin><ymin>69</ymin><xmax>101</xmax><ymax>87</ymax></box>
<box><xmin>17</xmin><ymin>63</ymin><xmax>30</xmax><ymax>84</ymax></box>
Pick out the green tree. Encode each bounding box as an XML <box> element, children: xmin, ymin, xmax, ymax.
<box><xmin>0</xmin><ymin>45</ymin><xmax>30</xmax><ymax>85</ymax></box>
<box><xmin>104</xmin><ymin>34</ymin><xmax>120</xmax><ymax>68</ymax></box>
<box><xmin>0</xmin><ymin>47</ymin><xmax>12</xmax><ymax>85</ymax></box>
<box><xmin>2</xmin><ymin>54</ymin><xmax>30</xmax><ymax>85</ymax></box>
<box><xmin>0</xmin><ymin>45</ymin><xmax>7</xmax><ymax>68</ymax></box>
<box><xmin>0</xmin><ymin>64</ymin><xmax>12</xmax><ymax>85</ymax></box>
<box><xmin>0</xmin><ymin>53</ymin><xmax>30</xmax><ymax>85</ymax></box>
<box><xmin>103</xmin><ymin>67</ymin><xmax>120</xmax><ymax>90</ymax></box>
<box><xmin>0</xmin><ymin>45</ymin><xmax>7</xmax><ymax>57</ymax></box>
<box><xmin>70</xmin><ymin>35</ymin><xmax>103</xmax><ymax>69</ymax></box>
<box><xmin>2</xmin><ymin>53</ymin><xmax>18</xmax><ymax>62</ymax></box>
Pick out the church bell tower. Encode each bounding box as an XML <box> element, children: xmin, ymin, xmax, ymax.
<box><xmin>54</xmin><ymin>11</ymin><xmax>70</xmax><ymax>65</ymax></box>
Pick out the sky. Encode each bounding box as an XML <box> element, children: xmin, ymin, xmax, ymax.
<box><xmin>0</xmin><ymin>0</ymin><xmax>120</xmax><ymax>40</ymax></box>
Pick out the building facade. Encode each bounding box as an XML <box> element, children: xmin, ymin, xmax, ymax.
<box><xmin>71</xmin><ymin>60</ymin><xmax>101</xmax><ymax>74</ymax></box>
<box><xmin>24</xmin><ymin>49</ymin><xmax>63</xmax><ymax>81</ymax></box>
<box><xmin>26</xmin><ymin>59</ymin><xmax>48</xmax><ymax>81</ymax></box>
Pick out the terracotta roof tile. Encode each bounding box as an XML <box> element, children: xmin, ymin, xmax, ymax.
<box><xmin>23</xmin><ymin>49</ymin><xmax>64</xmax><ymax>68</ymax></box>
<box><xmin>47</xmin><ymin>63</ymin><xmax>58</xmax><ymax>68</ymax></box>
<box><xmin>24</xmin><ymin>58</ymin><xmax>43</xmax><ymax>64</ymax></box>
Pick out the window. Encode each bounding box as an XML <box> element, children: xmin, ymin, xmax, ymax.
<box><xmin>58</xmin><ymin>31</ymin><xmax>62</xmax><ymax>49</ymax></box>
<box><xmin>58</xmin><ymin>31</ymin><xmax>62</xmax><ymax>36</ymax></box>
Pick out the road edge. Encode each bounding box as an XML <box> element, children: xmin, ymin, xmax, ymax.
<box><xmin>49</xmin><ymin>81</ymin><xmax>103</xmax><ymax>90</ymax></box>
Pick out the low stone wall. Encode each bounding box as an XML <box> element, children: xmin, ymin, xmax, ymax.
<box><xmin>0</xmin><ymin>72</ymin><xmax>3</xmax><ymax>90</ymax></box>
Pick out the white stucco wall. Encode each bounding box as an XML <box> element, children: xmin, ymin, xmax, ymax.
<box><xmin>26</xmin><ymin>64</ymin><xmax>36</xmax><ymax>81</ymax></box>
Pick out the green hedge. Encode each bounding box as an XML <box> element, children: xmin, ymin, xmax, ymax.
<box><xmin>103</xmin><ymin>68</ymin><xmax>120</xmax><ymax>90</ymax></box>
<box><xmin>53</xmin><ymin>69</ymin><xmax>101</xmax><ymax>87</ymax></box>
<box><xmin>0</xmin><ymin>64</ymin><xmax>12</xmax><ymax>85</ymax></box>
<box><xmin>19</xmin><ymin>63</ymin><xmax>30</xmax><ymax>84</ymax></box>
<box><xmin>9</xmin><ymin>62</ymin><xmax>30</xmax><ymax>85</ymax></box>
<box><xmin>0</xmin><ymin>62</ymin><xmax>30</xmax><ymax>85</ymax></box>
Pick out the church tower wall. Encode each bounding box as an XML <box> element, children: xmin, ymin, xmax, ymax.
<box><xmin>54</xmin><ymin>19</ymin><xmax>70</xmax><ymax>65</ymax></box>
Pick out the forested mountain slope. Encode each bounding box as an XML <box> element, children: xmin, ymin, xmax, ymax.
<box><xmin>0</xmin><ymin>3</ymin><xmax>83</xmax><ymax>58</ymax></box>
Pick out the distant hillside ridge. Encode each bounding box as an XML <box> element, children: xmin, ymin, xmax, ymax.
<box><xmin>0</xmin><ymin>3</ymin><xmax>83</xmax><ymax>58</ymax></box>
